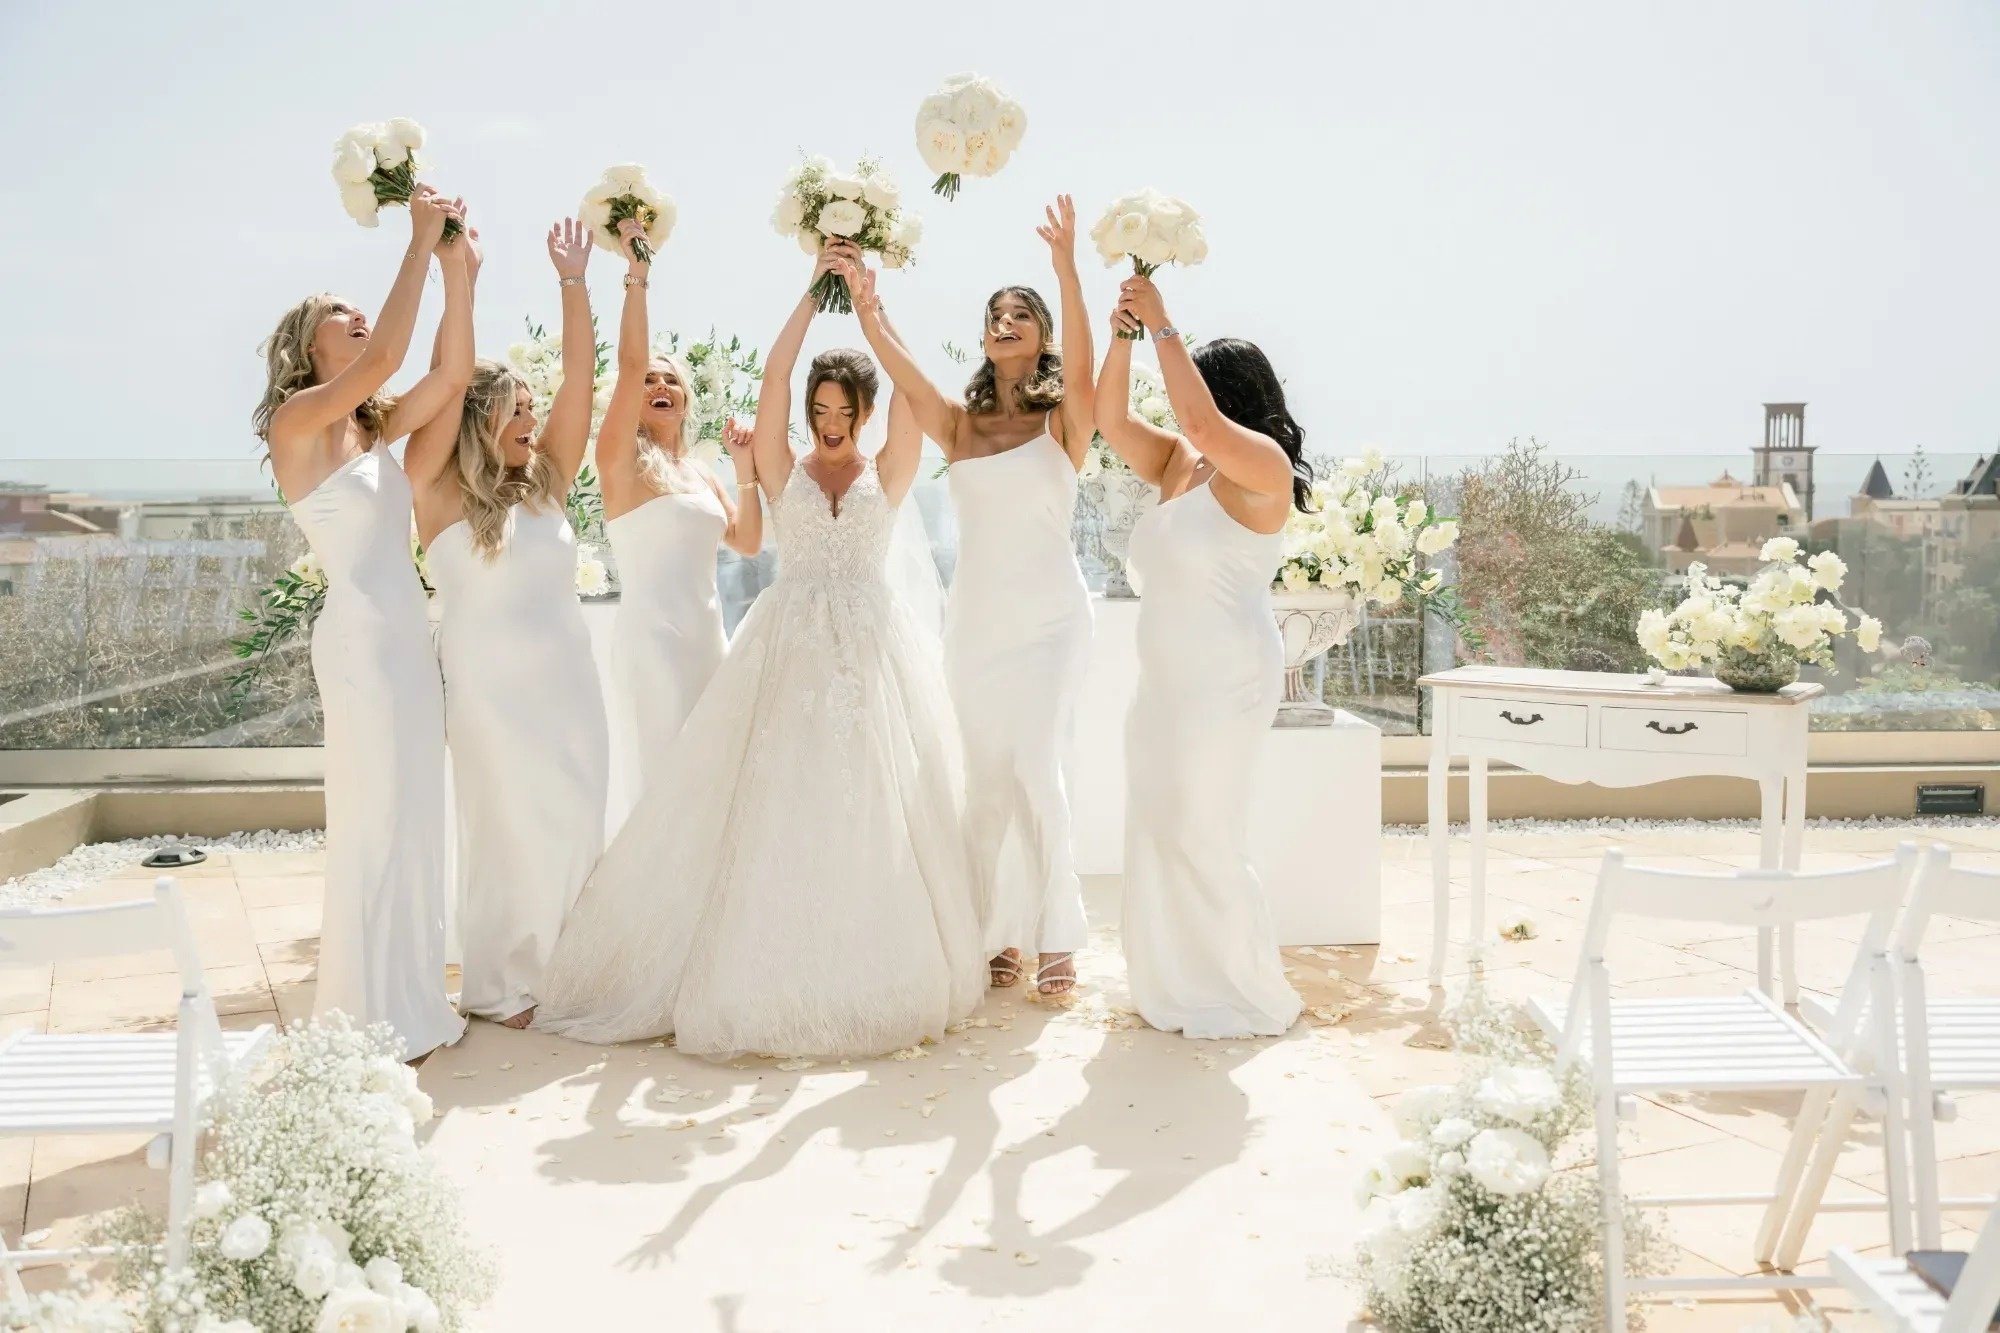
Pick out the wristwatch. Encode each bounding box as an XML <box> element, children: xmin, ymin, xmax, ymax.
<box><xmin>1153</xmin><ymin>325</ymin><xmax>1181</xmax><ymax>342</ymax></box>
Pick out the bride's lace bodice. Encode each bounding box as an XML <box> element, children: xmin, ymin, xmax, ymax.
<box><xmin>774</xmin><ymin>457</ymin><xmax>895</xmax><ymax>585</ymax></box>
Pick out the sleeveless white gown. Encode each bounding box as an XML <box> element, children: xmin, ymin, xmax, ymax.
<box><xmin>605</xmin><ymin>487</ymin><xmax>727</xmax><ymax>816</ymax></box>
<box><xmin>946</xmin><ymin>432</ymin><xmax>1092</xmax><ymax>958</ymax></box>
<box><xmin>535</xmin><ymin>457</ymin><xmax>984</xmax><ymax>1057</ymax></box>
<box><xmin>427</xmin><ymin>504</ymin><xmax>609</xmax><ymax>1022</ymax></box>
<box><xmin>290</xmin><ymin>444</ymin><xmax>463</xmax><ymax>1058</ymax></box>
<box><xmin>1123</xmin><ymin>481</ymin><xmax>1301</xmax><ymax>1039</ymax></box>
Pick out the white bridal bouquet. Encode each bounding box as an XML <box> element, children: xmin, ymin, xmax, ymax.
<box><xmin>330</xmin><ymin>118</ymin><xmax>461</xmax><ymax>239</ymax></box>
<box><xmin>99</xmin><ymin>1016</ymin><xmax>494</xmax><ymax>1332</ymax></box>
<box><xmin>580</xmin><ymin>163</ymin><xmax>676</xmax><ymax>265</ymax></box>
<box><xmin>1276</xmin><ymin>449</ymin><xmax>1460</xmax><ymax>604</ymax></box>
<box><xmin>769</xmin><ymin>156</ymin><xmax>922</xmax><ymax>312</ymax></box>
<box><xmin>1637</xmin><ymin>537</ymin><xmax>1882</xmax><ymax>689</ymax></box>
<box><xmin>1091</xmin><ymin>189</ymin><xmax>1209</xmax><ymax>339</ymax></box>
<box><xmin>1351</xmin><ymin>983</ymin><xmax>1666</xmax><ymax>1331</ymax></box>
<box><xmin>914</xmin><ymin>73</ymin><xmax>1027</xmax><ymax>200</ymax></box>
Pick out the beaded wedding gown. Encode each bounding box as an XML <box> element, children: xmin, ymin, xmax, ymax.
<box><xmin>535</xmin><ymin>456</ymin><xmax>984</xmax><ymax>1057</ymax></box>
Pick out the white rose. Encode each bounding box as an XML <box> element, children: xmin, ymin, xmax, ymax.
<box><xmin>1474</xmin><ymin>1065</ymin><xmax>1562</xmax><ymax>1124</ymax></box>
<box><xmin>771</xmin><ymin>192</ymin><xmax>806</xmax><ymax>235</ymax></box>
<box><xmin>1856</xmin><ymin>614</ymin><xmax>1883</xmax><ymax>653</ymax></box>
<box><xmin>219</xmin><ymin>1213</ymin><xmax>271</xmax><ymax>1261</ymax></box>
<box><xmin>396</xmin><ymin>1285</ymin><xmax>443</xmax><ymax>1333</ymax></box>
<box><xmin>1402</xmin><ymin>498</ymin><xmax>1427</xmax><ymax>527</ymax></box>
<box><xmin>1280</xmin><ymin>564</ymin><xmax>1311</xmax><ymax>593</ymax></box>
<box><xmin>381</xmin><ymin>116</ymin><xmax>425</xmax><ymax>155</ymax></box>
<box><xmin>340</xmin><ymin>180</ymin><xmax>380</xmax><ymax>226</ymax></box>
<box><xmin>862</xmin><ymin>174</ymin><xmax>900</xmax><ymax>211</ymax></box>
<box><xmin>915</xmin><ymin>93</ymin><xmax>952</xmax><ymax>124</ymax></box>
<box><xmin>1774</xmin><ymin>604</ymin><xmax>1825</xmax><ymax>651</ymax></box>
<box><xmin>1135</xmin><ymin>210</ymin><xmax>1181</xmax><ymax>267</ymax></box>
<box><xmin>1760</xmin><ymin>536</ymin><xmax>1801</xmax><ymax>564</ymax></box>
<box><xmin>602</xmin><ymin>162</ymin><xmax>647</xmax><ymax>190</ymax></box>
<box><xmin>1431</xmin><ymin>1116</ymin><xmax>1477</xmax><ymax>1149</ymax></box>
<box><xmin>1108</xmin><ymin>209</ymin><xmax>1149</xmax><ymax>259</ymax></box>
<box><xmin>645</xmin><ymin>196</ymin><xmax>677</xmax><ymax>250</ymax></box>
<box><xmin>294</xmin><ymin>1246</ymin><xmax>338</xmax><ymax>1299</ymax></box>
<box><xmin>1807</xmin><ymin>549</ymin><xmax>1847</xmax><ymax>592</ymax></box>
<box><xmin>315</xmin><ymin>1286</ymin><xmax>402</xmax><ymax>1333</ymax></box>
<box><xmin>994</xmin><ymin>98</ymin><xmax>1028</xmax><ymax>151</ymax></box>
<box><xmin>575</xmin><ymin>557</ymin><xmax>610</xmax><ymax>598</ymax></box>
<box><xmin>364</xmin><ymin>1256</ymin><xmax>404</xmax><ymax>1294</ymax></box>
<box><xmin>331</xmin><ymin>135</ymin><xmax>375</xmax><ymax>186</ymax></box>
<box><xmin>917</xmin><ymin>119</ymin><xmax>967</xmax><ymax>174</ymax></box>
<box><xmin>1416</xmin><ymin>520</ymin><xmax>1458</xmax><ymax>555</ymax></box>
<box><xmin>824</xmin><ymin>172</ymin><xmax>864</xmax><ymax>200</ymax></box>
<box><xmin>951</xmin><ymin>81</ymin><xmax>1001</xmax><ymax>132</ymax></box>
<box><xmin>1371</xmin><ymin>578</ymin><xmax>1404</xmax><ymax>608</ymax></box>
<box><xmin>1465</xmin><ymin>1127</ymin><xmax>1552</xmax><ymax>1196</ymax></box>
<box><xmin>1175</xmin><ymin>220</ymin><xmax>1209</xmax><ymax>265</ymax></box>
<box><xmin>1435</xmin><ymin>1149</ymin><xmax>1465</xmax><ymax>1175</ymax></box>
<box><xmin>1497</xmin><ymin>910</ymin><xmax>1537</xmax><ymax>940</ymax></box>
<box><xmin>194</xmin><ymin>1181</ymin><xmax>234</xmax><ymax>1219</ymax></box>
<box><xmin>818</xmin><ymin>198</ymin><xmax>867</xmax><ymax>237</ymax></box>
<box><xmin>797</xmin><ymin>228</ymin><xmax>824</xmax><ymax>257</ymax></box>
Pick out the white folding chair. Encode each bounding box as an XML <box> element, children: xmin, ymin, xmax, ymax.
<box><xmin>1527</xmin><ymin>846</ymin><xmax>1916</xmax><ymax>1333</ymax></box>
<box><xmin>0</xmin><ymin>877</ymin><xmax>272</xmax><ymax>1296</ymax></box>
<box><xmin>1896</xmin><ymin>844</ymin><xmax>2000</xmax><ymax>1251</ymax></box>
<box><xmin>1831</xmin><ymin>1199</ymin><xmax>2000</xmax><ymax>1332</ymax></box>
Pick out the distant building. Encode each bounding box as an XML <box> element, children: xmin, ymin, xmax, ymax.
<box><xmin>1645</xmin><ymin>470</ymin><xmax>1807</xmax><ymax>576</ymax></box>
<box><xmin>1828</xmin><ymin>451</ymin><xmax>2000</xmax><ymax>603</ymax></box>
<box><xmin>0</xmin><ymin>482</ymin><xmax>111</xmax><ymax>539</ymax></box>
<box><xmin>1752</xmin><ymin>403</ymin><xmax>1817</xmax><ymax>522</ymax></box>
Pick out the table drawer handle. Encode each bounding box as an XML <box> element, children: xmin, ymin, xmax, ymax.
<box><xmin>1645</xmin><ymin>720</ymin><xmax>1698</xmax><ymax>736</ymax></box>
<box><xmin>1498</xmin><ymin>710</ymin><xmax>1543</xmax><ymax>726</ymax></box>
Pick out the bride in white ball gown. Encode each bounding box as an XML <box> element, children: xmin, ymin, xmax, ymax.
<box><xmin>535</xmin><ymin>239</ymin><xmax>984</xmax><ymax>1058</ymax></box>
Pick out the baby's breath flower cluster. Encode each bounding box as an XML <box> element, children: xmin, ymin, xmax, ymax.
<box><xmin>0</xmin><ymin>1284</ymin><xmax>133</xmax><ymax>1332</ymax></box>
<box><xmin>1350</xmin><ymin>982</ymin><xmax>1668</xmax><ymax>1331</ymax></box>
<box><xmin>100</xmin><ymin>1016</ymin><xmax>493</xmax><ymax>1332</ymax></box>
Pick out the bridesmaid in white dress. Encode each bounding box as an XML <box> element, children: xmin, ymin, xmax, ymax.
<box><xmin>596</xmin><ymin>219</ymin><xmax>762</xmax><ymax>812</ymax></box>
<box><xmin>850</xmin><ymin>198</ymin><xmax>1097</xmax><ymax>998</ymax></box>
<box><xmin>1094</xmin><ymin>274</ymin><xmax>1312</xmax><ymax>1040</ymax></box>
<box><xmin>409</xmin><ymin>219</ymin><xmax>608</xmax><ymax>1029</ymax></box>
<box><xmin>252</xmin><ymin>188</ymin><xmax>469</xmax><ymax>1061</ymax></box>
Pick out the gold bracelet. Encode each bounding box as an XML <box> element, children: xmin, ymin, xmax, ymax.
<box><xmin>559</xmin><ymin>276</ymin><xmax>584</xmax><ymax>289</ymax></box>
<box><xmin>736</xmin><ymin>480</ymin><xmax>758</xmax><ymax>488</ymax></box>
<box><xmin>623</xmin><ymin>275</ymin><xmax>648</xmax><ymax>289</ymax></box>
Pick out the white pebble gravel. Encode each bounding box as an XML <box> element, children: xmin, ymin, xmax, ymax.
<box><xmin>0</xmin><ymin>828</ymin><xmax>325</xmax><ymax>910</ymax></box>
<box><xmin>1386</xmin><ymin>814</ymin><xmax>2000</xmax><ymax>837</ymax></box>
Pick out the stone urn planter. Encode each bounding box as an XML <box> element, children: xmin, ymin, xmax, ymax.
<box><xmin>1074</xmin><ymin>469</ymin><xmax>1159</xmax><ymax>598</ymax></box>
<box><xmin>1270</xmin><ymin>587</ymin><xmax>1362</xmax><ymax>727</ymax></box>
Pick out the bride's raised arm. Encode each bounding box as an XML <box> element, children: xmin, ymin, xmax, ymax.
<box><xmin>751</xmin><ymin>245</ymin><xmax>840</xmax><ymax>501</ymax></box>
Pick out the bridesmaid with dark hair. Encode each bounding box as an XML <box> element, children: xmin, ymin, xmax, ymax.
<box><xmin>1094</xmin><ymin>273</ymin><xmax>1313</xmax><ymax>1040</ymax></box>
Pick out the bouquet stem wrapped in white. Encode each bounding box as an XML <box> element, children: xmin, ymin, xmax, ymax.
<box><xmin>915</xmin><ymin>73</ymin><xmax>1027</xmax><ymax>200</ymax></box>
<box><xmin>1637</xmin><ymin>538</ymin><xmax>1882</xmax><ymax>675</ymax></box>
<box><xmin>580</xmin><ymin>163</ymin><xmax>676</xmax><ymax>265</ymax></box>
<box><xmin>770</xmin><ymin>156</ymin><xmax>921</xmax><ymax>313</ymax></box>
<box><xmin>1091</xmin><ymin>190</ymin><xmax>1208</xmax><ymax>338</ymax></box>
<box><xmin>330</xmin><ymin>118</ymin><xmax>461</xmax><ymax>239</ymax></box>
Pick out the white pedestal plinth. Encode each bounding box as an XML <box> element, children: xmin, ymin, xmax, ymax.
<box><xmin>1068</xmin><ymin>595</ymin><xmax>1383</xmax><ymax>946</ymax></box>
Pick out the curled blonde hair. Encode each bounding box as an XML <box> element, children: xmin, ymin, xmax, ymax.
<box><xmin>252</xmin><ymin>293</ymin><xmax>391</xmax><ymax>452</ymax></box>
<box><xmin>635</xmin><ymin>352</ymin><xmax>696</xmax><ymax>491</ymax></box>
<box><xmin>455</xmin><ymin>360</ymin><xmax>561</xmax><ymax>560</ymax></box>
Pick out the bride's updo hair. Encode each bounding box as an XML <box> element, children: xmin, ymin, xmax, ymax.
<box><xmin>804</xmin><ymin>347</ymin><xmax>879</xmax><ymax>420</ymax></box>
<box><xmin>1190</xmin><ymin>337</ymin><xmax>1314</xmax><ymax>512</ymax></box>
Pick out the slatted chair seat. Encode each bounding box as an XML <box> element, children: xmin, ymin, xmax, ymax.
<box><xmin>1919</xmin><ymin>1000</ymin><xmax>2000</xmax><ymax>1089</ymax></box>
<box><xmin>1528</xmin><ymin>991</ymin><xmax>1859</xmax><ymax>1094</ymax></box>
<box><xmin>1829</xmin><ymin>1199</ymin><xmax>2000</xmax><ymax>1333</ymax></box>
<box><xmin>0</xmin><ymin>1029</ymin><xmax>271</xmax><ymax>1134</ymax></box>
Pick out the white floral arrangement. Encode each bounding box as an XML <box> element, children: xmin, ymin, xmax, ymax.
<box><xmin>915</xmin><ymin>73</ymin><xmax>1027</xmax><ymax>200</ymax></box>
<box><xmin>98</xmin><ymin>1016</ymin><xmax>493</xmax><ymax>1332</ymax></box>
<box><xmin>506</xmin><ymin>319</ymin><xmax>615</xmax><ymax>445</ymax></box>
<box><xmin>769</xmin><ymin>156</ymin><xmax>922</xmax><ymax>312</ymax></box>
<box><xmin>1090</xmin><ymin>190</ymin><xmax>1208</xmax><ymax>339</ymax></box>
<box><xmin>1636</xmin><ymin>537</ymin><xmax>1882</xmax><ymax>673</ymax></box>
<box><xmin>580</xmin><ymin>163</ymin><xmax>675</xmax><ymax>265</ymax></box>
<box><xmin>0</xmin><ymin>1284</ymin><xmax>133</xmax><ymax>1332</ymax></box>
<box><xmin>1276</xmin><ymin>449</ymin><xmax>1460</xmax><ymax>606</ymax></box>
<box><xmin>1082</xmin><ymin>363</ymin><xmax>1179</xmax><ymax>478</ymax></box>
<box><xmin>1351</xmin><ymin>983</ymin><xmax>1666</xmax><ymax>1331</ymax></box>
<box><xmin>574</xmin><ymin>542</ymin><xmax>611</xmax><ymax>598</ymax></box>
<box><xmin>329</xmin><ymin>118</ymin><xmax>460</xmax><ymax>239</ymax></box>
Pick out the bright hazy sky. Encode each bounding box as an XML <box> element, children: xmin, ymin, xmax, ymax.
<box><xmin>3</xmin><ymin>0</ymin><xmax>1997</xmax><ymax>466</ymax></box>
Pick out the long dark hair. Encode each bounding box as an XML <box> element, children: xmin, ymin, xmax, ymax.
<box><xmin>964</xmin><ymin>286</ymin><xmax>1063</xmax><ymax>416</ymax></box>
<box><xmin>804</xmin><ymin>347</ymin><xmax>880</xmax><ymax>429</ymax></box>
<box><xmin>1191</xmin><ymin>337</ymin><xmax>1313</xmax><ymax>511</ymax></box>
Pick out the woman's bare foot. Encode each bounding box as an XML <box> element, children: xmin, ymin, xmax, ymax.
<box><xmin>501</xmin><ymin>1005</ymin><xmax>536</xmax><ymax>1030</ymax></box>
<box><xmin>989</xmin><ymin>949</ymin><xmax>1024</xmax><ymax>988</ymax></box>
<box><xmin>1036</xmin><ymin>953</ymin><xmax>1076</xmax><ymax>997</ymax></box>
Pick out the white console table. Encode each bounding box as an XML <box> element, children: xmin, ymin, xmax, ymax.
<box><xmin>1419</xmin><ymin>666</ymin><xmax>1820</xmax><ymax>995</ymax></box>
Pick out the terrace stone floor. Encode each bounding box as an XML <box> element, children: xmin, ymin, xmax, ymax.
<box><xmin>6</xmin><ymin>823</ymin><xmax>2000</xmax><ymax>1329</ymax></box>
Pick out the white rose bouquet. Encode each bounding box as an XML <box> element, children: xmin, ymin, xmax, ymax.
<box><xmin>1275</xmin><ymin>448</ymin><xmax>1460</xmax><ymax>607</ymax></box>
<box><xmin>1636</xmin><ymin>537</ymin><xmax>1883</xmax><ymax>687</ymax></box>
<box><xmin>1090</xmin><ymin>189</ymin><xmax>1209</xmax><ymax>339</ymax></box>
<box><xmin>770</xmin><ymin>155</ymin><xmax>922</xmax><ymax>312</ymax></box>
<box><xmin>915</xmin><ymin>73</ymin><xmax>1027</xmax><ymax>200</ymax></box>
<box><xmin>99</xmin><ymin>1016</ymin><xmax>494</xmax><ymax>1332</ymax></box>
<box><xmin>330</xmin><ymin>117</ymin><xmax>462</xmax><ymax>239</ymax></box>
<box><xmin>580</xmin><ymin>163</ymin><xmax>675</xmax><ymax>265</ymax></box>
<box><xmin>1351</xmin><ymin>982</ymin><xmax>1667</xmax><ymax>1331</ymax></box>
